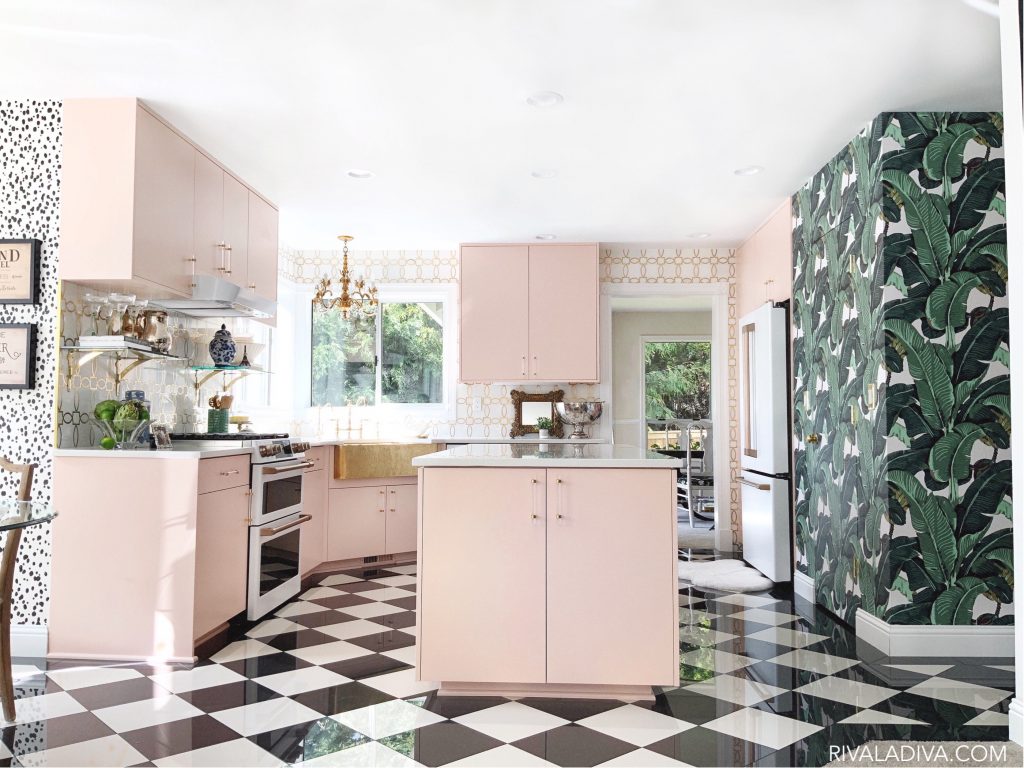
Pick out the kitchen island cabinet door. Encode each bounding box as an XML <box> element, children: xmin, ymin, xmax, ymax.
<box><xmin>546</xmin><ymin>468</ymin><xmax>677</xmax><ymax>685</ymax></box>
<box><xmin>459</xmin><ymin>245</ymin><xmax>530</xmax><ymax>382</ymax></box>
<box><xmin>419</xmin><ymin>468</ymin><xmax>547</xmax><ymax>683</ymax></box>
<box><xmin>384</xmin><ymin>484</ymin><xmax>417</xmax><ymax>555</ymax></box>
<box><xmin>193</xmin><ymin>485</ymin><xmax>250</xmax><ymax>640</ymax></box>
<box><xmin>528</xmin><ymin>244</ymin><xmax>599</xmax><ymax>382</ymax></box>
<box><xmin>301</xmin><ymin>468</ymin><xmax>327</xmax><ymax>575</ymax></box>
<box><xmin>327</xmin><ymin>486</ymin><xmax>387</xmax><ymax>561</ymax></box>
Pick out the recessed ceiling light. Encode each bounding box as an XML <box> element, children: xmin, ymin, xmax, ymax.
<box><xmin>531</xmin><ymin>169</ymin><xmax>558</xmax><ymax>179</ymax></box>
<box><xmin>689</xmin><ymin>232</ymin><xmax>711</xmax><ymax>240</ymax></box>
<box><xmin>347</xmin><ymin>169</ymin><xmax>374</xmax><ymax>179</ymax></box>
<box><xmin>535</xmin><ymin>234</ymin><xmax>557</xmax><ymax>240</ymax></box>
<box><xmin>733</xmin><ymin>165</ymin><xmax>763</xmax><ymax>177</ymax></box>
<box><xmin>526</xmin><ymin>91</ymin><xmax>564</xmax><ymax>108</ymax></box>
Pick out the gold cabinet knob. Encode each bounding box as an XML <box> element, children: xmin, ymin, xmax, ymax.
<box><xmin>805</xmin><ymin>433</ymin><xmax>820</xmax><ymax>444</ymax></box>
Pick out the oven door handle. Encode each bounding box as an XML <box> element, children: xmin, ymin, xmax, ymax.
<box><xmin>261</xmin><ymin>461</ymin><xmax>315</xmax><ymax>475</ymax></box>
<box><xmin>260</xmin><ymin>514</ymin><xmax>312</xmax><ymax>536</ymax></box>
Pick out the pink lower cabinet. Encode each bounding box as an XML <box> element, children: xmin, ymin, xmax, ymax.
<box><xmin>384</xmin><ymin>484</ymin><xmax>417</xmax><ymax>554</ymax></box>
<box><xmin>193</xmin><ymin>484</ymin><xmax>250</xmax><ymax>641</ymax></box>
<box><xmin>300</xmin><ymin>464</ymin><xmax>328</xmax><ymax>575</ymax></box>
<box><xmin>327</xmin><ymin>481</ymin><xmax>418</xmax><ymax>562</ymax></box>
<box><xmin>418</xmin><ymin>466</ymin><xmax>678</xmax><ymax>695</ymax></box>
<box><xmin>419</xmin><ymin>468</ymin><xmax>547</xmax><ymax>683</ymax></box>
<box><xmin>327</xmin><ymin>486</ymin><xmax>387</xmax><ymax>561</ymax></box>
<box><xmin>546</xmin><ymin>469</ymin><xmax>678</xmax><ymax>685</ymax></box>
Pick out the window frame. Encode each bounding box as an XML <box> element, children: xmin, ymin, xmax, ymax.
<box><xmin>309</xmin><ymin>283</ymin><xmax>457</xmax><ymax>418</ymax></box>
<box><xmin>639</xmin><ymin>333</ymin><xmax>713</xmax><ymax>448</ymax></box>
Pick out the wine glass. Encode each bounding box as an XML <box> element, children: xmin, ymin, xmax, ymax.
<box><xmin>83</xmin><ymin>293</ymin><xmax>108</xmax><ymax>337</ymax></box>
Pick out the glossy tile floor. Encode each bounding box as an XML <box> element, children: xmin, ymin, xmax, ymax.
<box><xmin>5</xmin><ymin>563</ymin><xmax>1015</xmax><ymax>767</ymax></box>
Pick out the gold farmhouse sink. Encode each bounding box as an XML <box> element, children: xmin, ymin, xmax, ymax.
<box><xmin>334</xmin><ymin>442</ymin><xmax>439</xmax><ymax>480</ymax></box>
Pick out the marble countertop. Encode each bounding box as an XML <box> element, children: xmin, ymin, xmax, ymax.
<box><xmin>412</xmin><ymin>443</ymin><xmax>684</xmax><ymax>468</ymax></box>
<box><xmin>52</xmin><ymin>445</ymin><xmax>252</xmax><ymax>459</ymax></box>
<box><xmin>53</xmin><ymin>436</ymin><xmax>607</xmax><ymax>459</ymax></box>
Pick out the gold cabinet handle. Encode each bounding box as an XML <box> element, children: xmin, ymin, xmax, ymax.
<box><xmin>805</xmin><ymin>433</ymin><xmax>820</xmax><ymax>444</ymax></box>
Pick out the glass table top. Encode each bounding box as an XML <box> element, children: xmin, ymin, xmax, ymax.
<box><xmin>0</xmin><ymin>500</ymin><xmax>56</xmax><ymax>532</ymax></box>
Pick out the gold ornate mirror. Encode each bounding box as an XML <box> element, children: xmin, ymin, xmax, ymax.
<box><xmin>510</xmin><ymin>389</ymin><xmax>565</xmax><ymax>438</ymax></box>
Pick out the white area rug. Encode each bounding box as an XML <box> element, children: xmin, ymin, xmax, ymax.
<box><xmin>678</xmin><ymin>559</ymin><xmax>773</xmax><ymax>592</ymax></box>
<box><xmin>678</xmin><ymin>529</ymin><xmax>715</xmax><ymax>548</ymax></box>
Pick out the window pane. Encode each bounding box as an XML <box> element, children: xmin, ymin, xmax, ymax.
<box><xmin>311</xmin><ymin>310</ymin><xmax>376</xmax><ymax>406</ymax></box>
<box><xmin>644</xmin><ymin>341</ymin><xmax>711</xmax><ymax>421</ymax></box>
<box><xmin>381</xmin><ymin>302</ymin><xmax>443</xmax><ymax>404</ymax></box>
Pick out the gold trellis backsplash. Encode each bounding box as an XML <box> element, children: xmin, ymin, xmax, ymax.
<box><xmin>56</xmin><ymin>282</ymin><xmax>272</xmax><ymax>448</ymax></box>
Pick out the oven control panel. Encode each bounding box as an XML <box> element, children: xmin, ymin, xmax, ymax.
<box><xmin>254</xmin><ymin>439</ymin><xmax>310</xmax><ymax>462</ymax></box>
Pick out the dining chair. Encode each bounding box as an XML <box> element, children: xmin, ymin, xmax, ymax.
<box><xmin>0</xmin><ymin>457</ymin><xmax>35</xmax><ymax>722</ymax></box>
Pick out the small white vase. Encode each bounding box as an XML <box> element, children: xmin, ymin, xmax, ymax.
<box><xmin>538</xmin><ymin>429</ymin><xmax>550</xmax><ymax>439</ymax></box>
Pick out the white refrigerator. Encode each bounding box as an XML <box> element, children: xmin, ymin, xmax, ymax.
<box><xmin>738</xmin><ymin>302</ymin><xmax>792</xmax><ymax>582</ymax></box>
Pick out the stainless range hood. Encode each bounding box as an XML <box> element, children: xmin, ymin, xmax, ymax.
<box><xmin>151</xmin><ymin>275</ymin><xmax>276</xmax><ymax>319</ymax></box>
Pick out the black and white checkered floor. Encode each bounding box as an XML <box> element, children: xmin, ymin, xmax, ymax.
<box><xmin>4</xmin><ymin>563</ymin><xmax>1015</xmax><ymax>767</ymax></box>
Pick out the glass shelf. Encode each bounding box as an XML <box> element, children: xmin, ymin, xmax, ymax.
<box><xmin>188</xmin><ymin>365</ymin><xmax>271</xmax><ymax>391</ymax></box>
<box><xmin>62</xmin><ymin>344</ymin><xmax>185</xmax><ymax>387</ymax></box>
<box><xmin>189</xmin><ymin>365</ymin><xmax>270</xmax><ymax>372</ymax></box>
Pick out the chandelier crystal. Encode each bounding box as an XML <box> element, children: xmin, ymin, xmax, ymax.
<box><xmin>312</xmin><ymin>235</ymin><xmax>379</xmax><ymax>319</ymax></box>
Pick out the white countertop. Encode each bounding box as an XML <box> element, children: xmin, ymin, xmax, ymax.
<box><xmin>431</xmin><ymin>437</ymin><xmax>605</xmax><ymax>445</ymax></box>
<box><xmin>52</xmin><ymin>445</ymin><xmax>252</xmax><ymax>459</ymax></box>
<box><xmin>412</xmin><ymin>443</ymin><xmax>684</xmax><ymax>468</ymax></box>
<box><xmin>53</xmin><ymin>436</ymin><xmax>607</xmax><ymax>459</ymax></box>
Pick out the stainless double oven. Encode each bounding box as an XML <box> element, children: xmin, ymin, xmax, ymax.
<box><xmin>247</xmin><ymin>438</ymin><xmax>313</xmax><ymax>620</ymax></box>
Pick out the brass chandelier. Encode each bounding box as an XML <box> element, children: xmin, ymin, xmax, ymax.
<box><xmin>312</xmin><ymin>235</ymin><xmax>379</xmax><ymax>319</ymax></box>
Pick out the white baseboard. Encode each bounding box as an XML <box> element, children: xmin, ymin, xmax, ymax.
<box><xmin>1010</xmin><ymin>699</ymin><xmax>1023</xmax><ymax>746</ymax></box>
<box><xmin>793</xmin><ymin>570</ymin><xmax>814</xmax><ymax>602</ymax></box>
<box><xmin>855</xmin><ymin>608</ymin><xmax>1015</xmax><ymax>657</ymax></box>
<box><xmin>11</xmin><ymin>625</ymin><xmax>47</xmax><ymax>659</ymax></box>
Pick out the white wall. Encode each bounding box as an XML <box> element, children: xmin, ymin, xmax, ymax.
<box><xmin>611</xmin><ymin>310</ymin><xmax>712</xmax><ymax>446</ymax></box>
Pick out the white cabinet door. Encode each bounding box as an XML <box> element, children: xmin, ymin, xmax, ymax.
<box><xmin>739</xmin><ymin>303</ymin><xmax>789</xmax><ymax>474</ymax></box>
<box><xmin>740</xmin><ymin>472</ymin><xmax>791</xmax><ymax>582</ymax></box>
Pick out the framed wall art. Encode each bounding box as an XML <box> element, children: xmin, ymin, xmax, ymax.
<box><xmin>0</xmin><ymin>324</ymin><xmax>37</xmax><ymax>390</ymax></box>
<box><xmin>0</xmin><ymin>239</ymin><xmax>41</xmax><ymax>304</ymax></box>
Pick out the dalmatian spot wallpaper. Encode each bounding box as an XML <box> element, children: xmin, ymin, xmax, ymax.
<box><xmin>0</xmin><ymin>100</ymin><xmax>61</xmax><ymax>627</ymax></box>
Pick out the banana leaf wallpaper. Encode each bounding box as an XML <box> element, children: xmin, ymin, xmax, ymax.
<box><xmin>792</xmin><ymin>112</ymin><xmax>1012</xmax><ymax>627</ymax></box>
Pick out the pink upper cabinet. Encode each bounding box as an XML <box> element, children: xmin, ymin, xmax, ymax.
<box><xmin>59</xmin><ymin>98</ymin><xmax>279</xmax><ymax>312</ymax></box>
<box><xmin>247</xmin><ymin>191</ymin><xmax>280</xmax><ymax>303</ymax></box>
<box><xmin>528</xmin><ymin>244</ymin><xmax>599</xmax><ymax>382</ymax></box>
<box><xmin>459</xmin><ymin>243</ymin><xmax>599</xmax><ymax>383</ymax></box>
<box><xmin>460</xmin><ymin>245</ymin><xmax>531</xmax><ymax>382</ymax></box>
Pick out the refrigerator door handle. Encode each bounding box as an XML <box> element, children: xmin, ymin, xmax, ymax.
<box><xmin>739</xmin><ymin>477</ymin><xmax>770</xmax><ymax>491</ymax></box>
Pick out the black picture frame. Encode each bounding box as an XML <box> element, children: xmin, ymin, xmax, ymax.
<box><xmin>0</xmin><ymin>239</ymin><xmax>41</xmax><ymax>305</ymax></box>
<box><xmin>0</xmin><ymin>324</ymin><xmax>37</xmax><ymax>390</ymax></box>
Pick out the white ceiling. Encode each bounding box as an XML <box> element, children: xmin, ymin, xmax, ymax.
<box><xmin>0</xmin><ymin>0</ymin><xmax>1003</xmax><ymax>250</ymax></box>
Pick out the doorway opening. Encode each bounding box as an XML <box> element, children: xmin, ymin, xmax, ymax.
<box><xmin>603</xmin><ymin>288</ymin><xmax>730</xmax><ymax>553</ymax></box>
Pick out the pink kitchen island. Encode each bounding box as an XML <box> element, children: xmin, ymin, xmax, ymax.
<box><xmin>412</xmin><ymin>443</ymin><xmax>684</xmax><ymax>700</ymax></box>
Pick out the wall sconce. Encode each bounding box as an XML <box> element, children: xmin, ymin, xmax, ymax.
<box><xmin>850</xmin><ymin>403</ymin><xmax>859</xmax><ymax>426</ymax></box>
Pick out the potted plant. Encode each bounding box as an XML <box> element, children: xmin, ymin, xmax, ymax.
<box><xmin>536</xmin><ymin>417</ymin><xmax>553</xmax><ymax>440</ymax></box>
